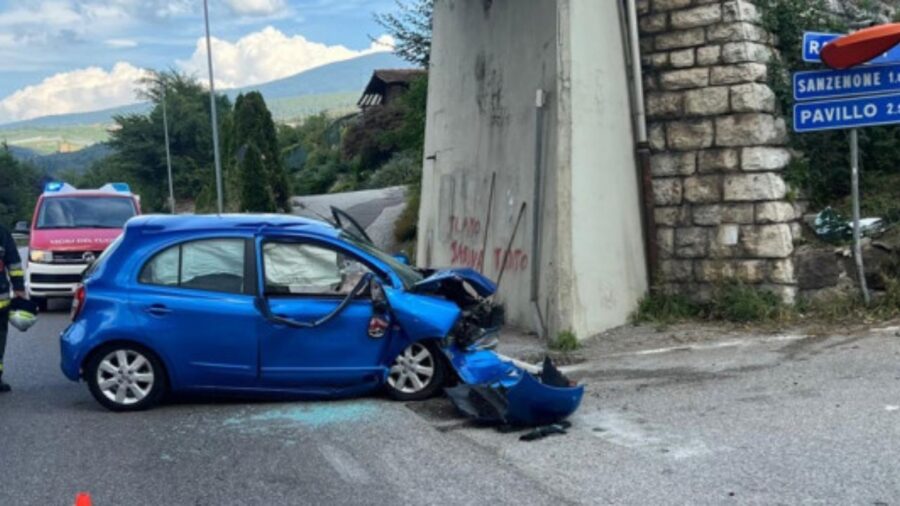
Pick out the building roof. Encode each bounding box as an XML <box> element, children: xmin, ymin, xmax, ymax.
<box><xmin>358</xmin><ymin>68</ymin><xmax>427</xmax><ymax>108</ymax></box>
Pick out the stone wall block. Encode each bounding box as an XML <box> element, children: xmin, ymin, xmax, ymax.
<box><xmin>698</xmin><ymin>148</ymin><xmax>739</xmax><ymax>172</ymax></box>
<box><xmin>707</xmin><ymin>22</ymin><xmax>768</xmax><ymax>43</ymax></box>
<box><xmin>671</xmin><ymin>4</ymin><xmax>722</xmax><ymax>29</ymax></box>
<box><xmin>655</xmin><ymin>205</ymin><xmax>692</xmax><ymax>227</ymax></box>
<box><xmin>660</xmin><ymin>68</ymin><xmax>710</xmax><ymax>90</ymax></box>
<box><xmin>670</xmin><ymin>48</ymin><xmax>696</xmax><ymax>68</ymax></box>
<box><xmin>647</xmin><ymin>92</ymin><xmax>685</xmax><ymax>118</ymax></box>
<box><xmin>770</xmin><ymin>259</ymin><xmax>796</xmax><ymax>284</ymax></box>
<box><xmin>724</xmin><ymin>173</ymin><xmax>787</xmax><ymax>201</ymax></box>
<box><xmin>696</xmin><ymin>260</ymin><xmax>735</xmax><ymax>282</ymax></box>
<box><xmin>684</xmin><ymin>175</ymin><xmax>722</xmax><ymax>203</ymax></box>
<box><xmin>721</xmin><ymin>42</ymin><xmax>772</xmax><ymax>63</ymax></box>
<box><xmin>710</xmin><ymin>63</ymin><xmax>767</xmax><ymax>84</ymax></box>
<box><xmin>740</xmin><ymin>224</ymin><xmax>794</xmax><ymax>258</ymax></box>
<box><xmin>715</xmin><ymin>114</ymin><xmax>786</xmax><ymax>146</ymax></box>
<box><xmin>730</xmin><ymin>83</ymin><xmax>776</xmax><ymax>112</ymax></box>
<box><xmin>653</xmin><ymin>178</ymin><xmax>684</xmax><ymax>205</ymax></box>
<box><xmin>756</xmin><ymin>201</ymin><xmax>796</xmax><ymax>223</ymax></box>
<box><xmin>722</xmin><ymin>0</ymin><xmax>761</xmax><ymax>22</ymax></box>
<box><xmin>652</xmin><ymin>0</ymin><xmax>692</xmax><ymax>11</ymax></box>
<box><xmin>645</xmin><ymin>52</ymin><xmax>670</xmax><ymax>69</ymax></box>
<box><xmin>667</xmin><ymin>119</ymin><xmax>714</xmax><ymax>150</ymax></box>
<box><xmin>656</xmin><ymin>28</ymin><xmax>707</xmax><ymax>50</ymax></box>
<box><xmin>649</xmin><ymin>123</ymin><xmax>667</xmax><ymax>150</ymax></box>
<box><xmin>693</xmin><ymin>203</ymin><xmax>754</xmax><ymax>225</ymax></box>
<box><xmin>658</xmin><ymin>227</ymin><xmax>675</xmax><ymax>258</ymax></box>
<box><xmin>684</xmin><ymin>86</ymin><xmax>730</xmax><ymax>115</ymax></box>
<box><xmin>660</xmin><ymin>259</ymin><xmax>694</xmax><ymax>282</ymax></box>
<box><xmin>742</xmin><ymin>147</ymin><xmax>791</xmax><ymax>171</ymax></box>
<box><xmin>651</xmin><ymin>152</ymin><xmax>697</xmax><ymax>176</ymax></box>
<box><xmin>640</xmin><ymin>13</ymin><xmax>668</xmax><ymax>33</ymax></box>
<box><xmin>675</xmin><ymin>227</ymin><xmax>710</xmax><ymax>258</ymax></box>
<box><xmin>710</xmin><ymin>224</ymin><xmax>741</xmax><ymax>258</ymax></box>
<box><xmin>696</xmin><ymin>45</ymin><xmax>722</xmax><ymax>65</ymax></box>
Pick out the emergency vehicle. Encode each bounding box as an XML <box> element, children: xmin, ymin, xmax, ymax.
<box><xmin>22</xmin><ymin>182</ymin><xmax>140</xmax><ymax>309</ymax></box>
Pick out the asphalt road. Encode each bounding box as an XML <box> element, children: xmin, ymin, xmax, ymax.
<box><xmin>4</xmin><ymin>301</ymin><xmax>900</xmax><ymax>505</ymax></box>
<box><xmin>0</xmin><ymin>309</ymin><xmax>568</xmax><ymax>506</ymax></box>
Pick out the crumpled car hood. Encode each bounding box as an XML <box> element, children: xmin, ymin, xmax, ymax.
<box><xmin>413</xmin><ymin>268</ymin><xmax>497</xmax><ymax>297</ymax></box>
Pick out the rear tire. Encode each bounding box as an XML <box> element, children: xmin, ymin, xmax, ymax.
<box><xmin>385</xmin><ymin>341</ymin><xmax>448</xmax><ymax>401</ymax></box>
<box><xmin>85</xmin><ymin>344</ymin><xmax>167</xmax><ymax>412</ymax></box>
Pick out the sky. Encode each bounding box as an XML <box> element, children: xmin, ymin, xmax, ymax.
<box><xmin>0</xmin><ymin>0</ymin><xmax>398</xmax><ymax>124</ymax></box>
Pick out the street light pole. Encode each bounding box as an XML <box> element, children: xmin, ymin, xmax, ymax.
<box><xmin>203</xmin><ymin>0</ymin><xmax>224</xmax><ymax>214</ymax></box>
<box><xmin>162</xmin><ymin>85</ymin><xmax>175</xmax><ymax>214</ymax></box>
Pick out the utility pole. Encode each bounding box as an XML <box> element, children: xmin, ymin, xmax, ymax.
<box><xmin>203</xmin><ymin>0</ymin><xmax>224</xmax><ymax>214</ymax></box>
<box><xmin>162</xmin><ymin>85</ymin><xmax>175</xmax><ymax>214</ymax></box>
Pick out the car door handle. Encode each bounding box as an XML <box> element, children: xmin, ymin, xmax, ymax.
<box><xmin>145</xmin><ymin>304</ymin><xmax>172</xmax><ymax>316</ymax></box>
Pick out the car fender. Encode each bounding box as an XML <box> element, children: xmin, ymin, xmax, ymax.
<box><xmin>383</xmin><ymin>287</ymin><xmax>460</xmax><ymax>341</ymax></box>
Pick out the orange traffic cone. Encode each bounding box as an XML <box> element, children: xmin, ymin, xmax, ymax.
<box><xmin>74</xmin><ymin>492</ymin><xmax>92</xmax><ymax>506</ymax></box>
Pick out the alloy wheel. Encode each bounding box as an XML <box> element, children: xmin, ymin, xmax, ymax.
<box><xmin>387</xmin><ymin>343</ymin><xmax>436</xmax><ymax>394</ymax></box>
<box><xmin>96</xmin><ymin>349</ymin><xmax>155</xmax><ymax>406</ymax></box>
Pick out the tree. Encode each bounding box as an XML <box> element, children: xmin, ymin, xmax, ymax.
<box><xmin>374</xmin><ymin>0</ymin><xmax>433</xmax><ymax>67</ymax></box>
<box><xmin>0</xmin><ymin>144</ymin><xmax>44</xmax><ymax>227</ymax></box>
<box><xmin>89</xmin><ymin>70</ymin><xmax>232</xmax><ymax>212</ymax></box>
<box><xmin>230</xmin><ymin>92</ymin><xmax>290</xmax><ymax>211</ymax></box>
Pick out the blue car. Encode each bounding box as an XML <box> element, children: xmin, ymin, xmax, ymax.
<box><xmin>61</xmin><ymin>213</ymin><xmax>583</xmax><ymax>423</ymax></box>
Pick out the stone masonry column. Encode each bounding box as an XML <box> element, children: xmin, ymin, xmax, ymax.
<box><xmin>637</xmin><ymin>0</ymin><xmax>800</xmax><ymax>302</ymax></box>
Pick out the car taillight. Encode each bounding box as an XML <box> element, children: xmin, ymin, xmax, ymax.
<box><xmin>71</xmin><ymin>285</ymin><xmax>86</xmax><ymax>320</ymax></box>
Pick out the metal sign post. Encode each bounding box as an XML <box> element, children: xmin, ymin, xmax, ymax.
<box><xmin>849</xmin><ymin>129</ymin><xmax>871</xmax><ymax>304</ymax></box>
<box><xmin>793</xmin><ymin>30</ymin><xmax>900</xmax><ymax>304</ymax></box>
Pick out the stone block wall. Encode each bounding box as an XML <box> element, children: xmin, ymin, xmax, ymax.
<box><xmin>637</xmin><ymin>0</ymin><xmax>801</xmax><ymax>301</ymax></box>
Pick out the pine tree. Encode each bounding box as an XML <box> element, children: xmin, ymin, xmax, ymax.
<box><xmin>238</xmin><ymin>143</ymin><xmax>275</xmax><ymax>212</ymax></box>
<box><xmin>230</xmin><ymin>92</ymin><xmax>289</xmax><ymax>212</ymax></box>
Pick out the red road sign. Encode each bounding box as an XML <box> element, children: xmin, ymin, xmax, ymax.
<box><xmin>821</xmin><ymin>23</ymin><xmax>900</xmax><ymax>69</ymax></box>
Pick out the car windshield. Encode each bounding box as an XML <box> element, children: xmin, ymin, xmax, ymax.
<box><xmin>37</xmin><ymin>196</ymin><xmax>136</xmax><ymax>230</ymax></box>
<box><xmin>340</xmin><ymin>232</ymin><xmax>423</xmax><ymax>289</ymax></box>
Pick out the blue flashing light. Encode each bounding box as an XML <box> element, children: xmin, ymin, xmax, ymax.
<box><xmin>44</xmin><ymin>182</ymin><xmax>65</xmax><ymax>192</ymax></box>
<box><xmin>111</xmin><ymin>182</ymin><xmax>130</xmax><ymax>193</ymax></box>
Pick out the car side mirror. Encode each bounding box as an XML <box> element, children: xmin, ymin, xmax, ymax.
<box><xmin>392</xmin><ymin>253</ymin><xmax>410</xmax><ymax>265</ymax></box>
<box><xmin>13</xmin><ymin>221</ymin><xmax>29</xmax><ymax>235</ymax></box>
<box><xmin>370</xmin><ymin>278</ymin><xmax>389</xmax><ymax>313</ymax></box>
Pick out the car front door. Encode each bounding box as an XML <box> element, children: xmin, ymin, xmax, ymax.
<box><xmin>131</xmin><ymin>237</ymin><xmax>260</xmax><ymax>389</ymax></box>
<box><xmin>257</xmin><ymin>237</ymin><xmax>391</xmax><ymax>390</ymax></box>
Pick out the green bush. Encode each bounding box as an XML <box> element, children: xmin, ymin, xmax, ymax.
<box><xmin>709</xmin><ymin>283</ymin><xmax>786</xmax><ymax>323</ymax></box>
<box><xmin>550</xmin><ymin>330</ymin><xmax>580</xmax><ymax>352</ymax></box>
<box><xmin>632</xmin><ymin>291</ymin><xmax>704</xmax><ymax>324</ymax></box>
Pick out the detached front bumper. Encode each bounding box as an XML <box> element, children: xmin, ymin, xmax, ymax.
<box><xmin>443</xmin><ymin>348</ymin><xmax>584</xmax><ymax>427</ymax></box>
<box><xmin>26</xmin><ymin>262</ymin><xmax>87</xmax><ymax>298</ymax></box>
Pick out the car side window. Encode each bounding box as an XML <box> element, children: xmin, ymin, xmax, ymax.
<box><xmin>263</xmin><ymin>242</ymin><xmax>372</xmax><ymax>296</ymax></box>
<box><xmin>139</xmin><ymin>239</ymin><xmax>245</xmax><ymax>294</ymax></box>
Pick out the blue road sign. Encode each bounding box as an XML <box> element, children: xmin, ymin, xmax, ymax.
<box><xmin>794</xmin><ymin>93</ymin><xmax>900</xmax><ymax>132</ymax></box>
<box><xmin>794</xmin><ymin>63</ymin><xmax>900</xmax><ymax>101</ymax></box>
<box><xmin>803</xmin><ymin>31</ymin><xmax>900</xmax><ymax>64</ymax></box>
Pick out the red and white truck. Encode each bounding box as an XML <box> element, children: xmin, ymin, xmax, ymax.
<box><xmin>18</xmin><ymin>182</ymin><xmax>140</xmax><ymax>309</ymax></box>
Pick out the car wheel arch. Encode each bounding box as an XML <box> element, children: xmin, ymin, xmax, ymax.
<box><xmin>81</xmin><ymin>340</ymin><xmax>172</xmax><ymax>389</ymax></box>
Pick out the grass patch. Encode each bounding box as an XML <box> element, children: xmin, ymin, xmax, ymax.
<box><xmin>635</xmin><ymin>279</ymin><xmax>900</xmax><ymax>328</ymax></box>
<box><xmin>549</xmin><ymin>330</ymin><xmax>580</xmax><ymax>352</ymax></box>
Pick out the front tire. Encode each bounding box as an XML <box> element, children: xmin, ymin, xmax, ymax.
<box><xmin>85</xmin><ymin>345</ymin><xmax>166</xmax><ymax>412</ymax></box>
<box><xmin>385</xmin><ymin>341</ymin><xmax>447</xmax><ymax>401</ymax></box>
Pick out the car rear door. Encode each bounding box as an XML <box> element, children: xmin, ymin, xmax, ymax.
<box><xmin>130</xmin><ymin>237</ymin><xmax>260</xmax><ymax>389</ymax></box>
<box><xmin>256</xmin><ymin>236</ymin><xmax>391</xmax><ymax>390</ymax></box>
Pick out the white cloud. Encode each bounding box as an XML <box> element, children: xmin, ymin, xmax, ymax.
<box><xmin>105</xmin><ymin>38</ymin><xmax>139</xmax><ymax>48</ymax></box>
<box><xmin>223</xmin><ymin>0</ymin><xmax>287</xmax><ymax>16</ymax></box>
<box><xmin>178</xmin><ymin>27</ymin><xmax>393</xmax><ymax>89</ymax></box>
<box><xmin>0</xmin><ymin>63</ymin><xmax>150</xmax><ymax>123</ymax></box>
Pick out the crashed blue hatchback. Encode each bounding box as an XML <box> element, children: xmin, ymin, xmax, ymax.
<box><xmin>60</xmin><ymin>212</ymin><xmax>583</xmax><ymax>424</ymax></box>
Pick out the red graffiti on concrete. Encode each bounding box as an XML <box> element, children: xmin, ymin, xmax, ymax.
<box><xmin>449</xmin><ymin>215</ymin><xmax>481</xmax><ymax>238</ymax></box>
<box><xmin>493</xmin><ymin>247</ymin><xmax>528</xmax><ymax>272</ymax></box>
<box><xmin>450</xmin><ymin>241</ymin><xmax>485</xmax><ymax>270</ymax></box>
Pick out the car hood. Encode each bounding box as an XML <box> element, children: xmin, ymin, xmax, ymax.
<box><xmin>30</xmin><ymin>228</ymin><xmax>122</xmax><ymax>252</ymax></box>
<box><xmin>413</xmin><ymin>268</ymin><xmax>497</xmax><ymax>297</ymax></box>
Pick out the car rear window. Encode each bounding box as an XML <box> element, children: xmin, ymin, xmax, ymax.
<box><xmin>139</xmin><ymin>239</ymin><xmax>246</xmax><ymax>295</ymax></box>
<box><xmin>37</xmin><ymin>197</ymin><xmax>136</xmax><ymax>230</ymax></box>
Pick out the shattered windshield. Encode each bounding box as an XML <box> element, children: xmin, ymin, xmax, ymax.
<box><xmin>340</xmin><ymin>232</ymin><xmax>423</xmax><ymax>289</ymax></box>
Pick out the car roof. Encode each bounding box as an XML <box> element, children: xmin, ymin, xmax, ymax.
<box><xmin>41</xmin><ymin>191</ymin><xmax>137</xmax><ymax>198</ymax></box>
<box><xmin>125</xmin><ymin>213</ymin><xmax>340</xmax><ymax>238</ymax></box>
